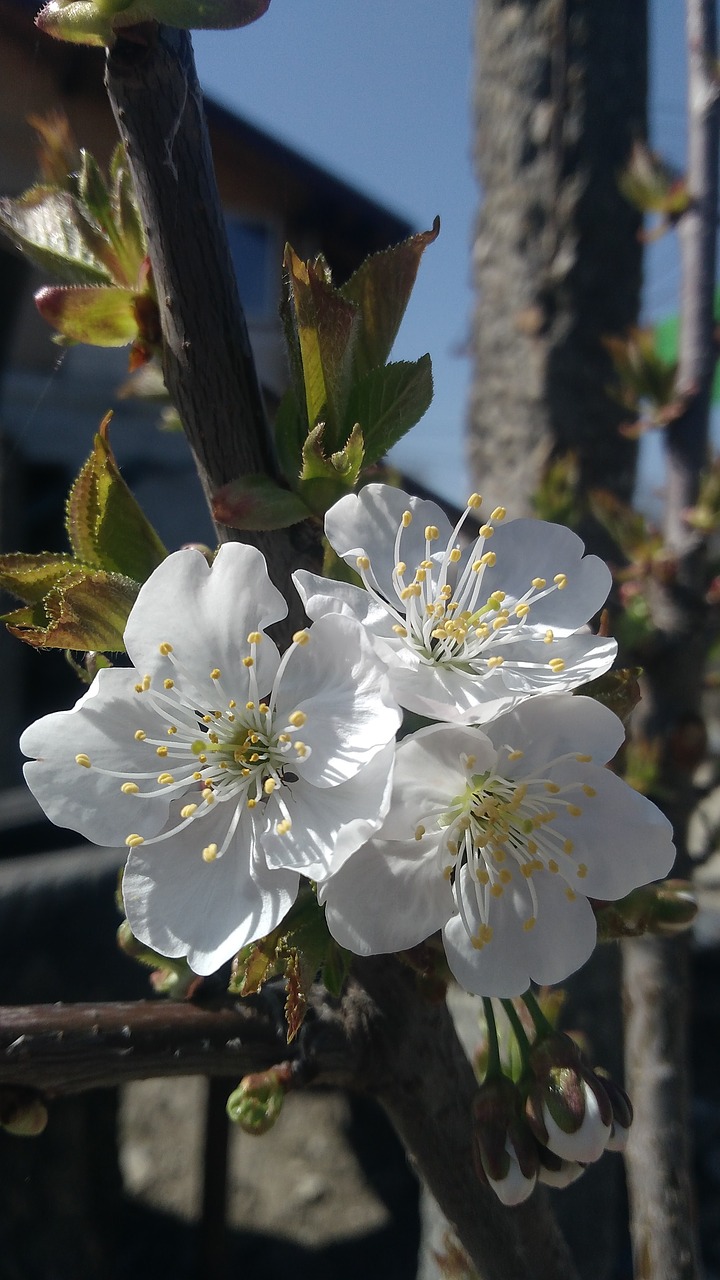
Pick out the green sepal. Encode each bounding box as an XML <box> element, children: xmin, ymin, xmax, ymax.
<box><xmin>211</xmin><ymin>474</ymin><xmax>312</xmax><ymax>531</ymax></box>
<box><xmin>65</xmin><ymin>414</ymin><xmax>168</xmax><ymax>578</ymax></box>
<box><xmin>297</xmin><ymin>424</ymin><xmax>364</xmax><ymax>516</ymax></box>
<box><xmin>35</xmin><ymin>283</ymin><xmax>143</xmax><ymax>347</ymax></box>
<box><xmin>35</xmin><ymin>0</ymin><xmax>269</xmax><ymax>47</ymax></box>
<box><xmin>346</xmin><ymin>356</ymin><xmax>433</xmax><ymax>465</ymax></box>
<box><xmin>339</xmin><ymin>218</ymin><xmax>440</xmax><ymax>378</ymax></box>
<box><xmin>0</xmin><ymin>187</ymin><xmax>113</xmax><ymax>285</ymax></box>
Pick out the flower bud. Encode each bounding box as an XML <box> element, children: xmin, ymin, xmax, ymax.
<box><xmin>472</xmin><ymin>1077</ymin><xmax>538</xmax><ymax>1206</ymax></box>
<box><xmin>596</xmin><ymin>1071</ymin><xmax>633</xmax><ymax>1152</ymax></box>
<box><xmin>0</xmin><ymin>1087</ymin><xmax>48</xmax><ymax>1137</ymax></box>
<box><xmin>226</xmin><ymin>1068</ymin><xmax>287</xmax><ymax>1135</ymax></box>
<box><xmin>526</xmin><ymin>1035</ymin><xmax>612</xmax><ymax>1165</ymax></box>
<box><xmin>536</xmin><ymin>1145</ymin><xmax>586</xmax><ymax>1189</ymax></box>
<box><xmin>594</xmin><ymin>880</ymin><xmax>697</xmax><ymax>941</ymax></box>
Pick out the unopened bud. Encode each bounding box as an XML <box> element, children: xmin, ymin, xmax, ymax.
<box><xmin>596</xmin><ymin>1070</ymin><xmax>633</xmax><ymax>1152</ymax></box>
<box><xmin>594</xmin><ymin>881</ymin><xmax>697</xmax><ymax>941</ymax></box>
<box><xmin>526</xmin><ymin>1034</ymin><xmax>612</xmax><ymax>1165</ymax></box>
<box><xmin>227</xmin><ymin>1068</ymin><xmax>287</xmax><ymax>1135</ymax></box>
<box><xmin>472</xmin><ymin>1077</ymin><xmax>538</xmax><ymax>1206</ymax></box>
<box><xmin>0</xmin><ymin>1087</ymin><xmax>48</xmax><ymax>1137</ymax></box>
<box><xmin>536</xmin><ymin>1145</ymin><xmax>586</xmax><ymax>1189</ymax></box>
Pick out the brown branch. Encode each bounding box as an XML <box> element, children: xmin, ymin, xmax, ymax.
<box><xmin>622</xmin><ymin>3</ymin><xmax>719</xmax><ymax>1277</ymax></box>
<box><xmin>104</xmin><ymin>25</ymin><xmax>318</xmax><ymax>636</ymax></box>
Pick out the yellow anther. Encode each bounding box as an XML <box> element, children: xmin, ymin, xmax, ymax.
<box><xmin>202</xmin><ymin>715</ymin><xmax>213</xmax><ymax>724</ymax></box>
<box><xmin>163</xmin><ymin>678</ymin><xmax>174</xmax><ymax>690</ymax></box>
<box><xmin>142</xmin><ymin>675</ymin><xmax>151</xmax><ymax>691</ymax></box>
<box><xmin>392</xmin><ymin>624</ymin><xmax>408</xmax><ymax>637</ymax></box>
<box><xmin>168</xmin><ymin>726</ymin><xmax>177</xmax><ymax>735</ymax></box>
<box><xmin>491</xmin><ymin>506</ymin><xmax>507</xmax><ymax>521</ymax></box>
<box><xmin>577</xmin><ymin>863</ymin><xmax>588</xmax><ymax>879</ymax></box>
<box><xmin>247</xmin><ymin>632</ymin><xmax>263</xmax><ymax>645</ymax></box>
<box><xmin>468</xmin><ymin>492</ymin><xmax>482</xmax><ymax>509</ymax></box>
<box><xmin>357</xmin><ymin>555</ymin><xmax>371</xmax><ymax>571</ymax></box>
<box><xmin>424</xmin><ymin>525</ymin><xmax>440</xmax><ymax>541</ymax></box>
<box><xmin>293</xmin><ymin>630</ymin><xmax>310</xmax><ymax>646</ymax></box>
<box><xmin>563</xmin><ymin>839</ymin><xmax>575</xmax><ymax>855</ymax></box>
<box><xmin>477</xmin><ymin>869</ymin><xmax>490</xmax><ymax>885</ymax></box>
<box><xmin>157</xmin><ymin>773</ymin><xmax>174</xmax><ymax>785</ymax></box>
<box><xmin>210</xmin><ymin>668</ymin><xmax>221</xmax><ymax>680</ymax></box>
<box><xmin>489</xmin><ymin>590</ymin><xmax>506</xmax><ymax>605</ymax></box>
<box><xmin>415</xmin><ymin>825</ymin><xmax>426</xmax><ymax>841</ymax></box>
<box><xmin>293</xmin><ymin>742</ymin><xmax>307</xmax><ymax>757</ymax></box>
<box><xmin>134</xmin><ymin>684</ymin><xmax>144</xmax><ymax>693</ymax></box>
<box><xmin>500</xmin><ymin>869</ymin><xmax>513</xmax><ymax>884</ymax></box>
<box><xmin>472</xmin><ymin>560</ymin><xmax>483</xmax><ymax>573</ymax></box>
<box><xmin>582</xmin><ymin>785</ymin><xmax>597</xmax><ymax>798</ymax></box>
<box><xmin>75</xmin><ymin>754</ymin><xmax>91</xmax><ymax>768</ymax></box>
<box><xmin>202</xmin><ymin>788</ymin><xmax>215</xmax><ymax>804</ymax></box>
<box><xmin>515</xmin><ymin>603</ymin><xmax>530</xmax><ymax>618</ymax></box>
<box><xmin>193</xmin><ymin>771</ymin><xmax>203</xmax><ymax>781</ymax></box>
<box><xmin>507</xmin><ymin>749</ymin><xmax>524</xmax><ymax>762</ymax></box>
<box><xmin>276</xmin><ymin>818</ymin><xmax>292</xmax><ymax>835</ymax></box>
<box><xmin>134</xmin><ymin>730</ymin><xmax>147</xmax><ymax>741</ymax></box>
<box><xmin>554</xmin><ymin>573</ymin><xmax>568</xmax><ymax>589</ymax></box>
<box><xmin>490</xmin><ymin>884</ymin><xmax>504</xmax><ymax>898</ymax></box>
<box><xmin>181</xmin><ymin>804</ymin><xmax>198</xmax><ymax>819</ymax></box>
<box><xmin>492</xmin><ymin>617</ymin><xmax>507</xmax><ymax>631</ymax></box>
<box><xmin>544</xmin><ymin>629</ymin><xmax>555</xmax><ymax>644</ymax></box>
<box><xmin>548</xmin><ymin>658</ymin><xmax>566</xmax><ymax>672</ymax></box>
<box><xmin>263</xmin><ymin>778</ymin><xmax>276</xmax><ymax>794</ymax></box>
<box><xmin>208</xmin><ymin>732</ymin><xmax>219</xmax><ymax>745</ymax></box>
<box><xmin>156</xmin><ymin>745</ymin><xmax>168</xmax><ymax>758</ymax></box>
<box><xmin>246</xmin><ymin>701</ymin><xmax>255</xmax><ymax>711</ymax></box>
<box><xmin>121</xmin><ymin>782</ymin><xmax>139</xmax><ymax>795</ymax></box>
<box><xmin>125</xmin><ymin>834</ymin><xmax>144</xmax><ymax>847</ymax></box>
<box><xmin>575</xmin><ymin>753</ymin><xmax>592</xmax><ymax>763</ymax></box>
<box><xmin>229</xmin><ymin>700</ymin><xmax>236</xmax><ymax>709</ymax></box>
<box><xmin>197</xmin><ymin>754</ymin><xmax>207</xmax><ymax>765</ymax></box>
<box><xmin>567</xmin><ymin>804</ymin><xmax>583</xmax><ymax>817</ymax></box>
<box><xmin>487</xmin><ymin>656</ymin><xmax>505</xmax><ymax>668</ymax></box>
<box><xmin>289</xmin><ymin>710</ymin><xmax>307</xmax><ymax>728</ymax></box>
<box><xmin>527</xmin><ymin>839</ymin><xmax>538</xmax><ymax>855</ymax></box>
<box><xmin>249</xmin><ymin>752</ymin><xmax>260</xmax><ymax>762</ymax></box>
<box><xmin>202</xmin><ymin>844</ymin><xmax>218</xmax><ymax>863</ymax></box>
<box><xmin>545</xmin><ymin>782</ymin><xmax>560</xmax><ymax>794</ymax></box>
<box><xmin>566</xmin><ymin>888</ymin><xmax>577</xmax><ymax>902</ymax></box>
<box><xmin>548</xmin><ymin>859</ymin><xmax>559</xmax><ymax>873</ymax></box>
<box><xmin>247</xmin><ymin>797</ymin><xmax>257</xmax><ymax>809</ymax></box>
<box><xmin>243</xmin><ymin>656</ymin><xmax>254</xmax><ymax>667</ymax></box>
<box><xmin>395</xmin><ymin>561</ymin><xmax>407</xmax><ymax>575</ymax></box>
<box><xmin>480</xmin><ymin>551</ymin><xmax>496</xmax><ymax>567</ymax></box>
<box><xmin>159</xmin><ymin>642</ymin><xmax>173</xmax><ymax>655</ymax></box>
<box><xmin>531</xmin><ymin>578</ymin><xmax>547</xmax><ymax>590</ymax></box>
<box><xmin>278</xmin><ymin>734</ymin><xmax>290</xmax><ymax>743</ymax></box>
<box><xmin>522</xmin><ymin>864</ymin><xmax>535</xmax><ymax>879</ymax></box>
<box><xmin>523</xmin><ymin>917</ymin><xmax>537</xmax><ymax>932</ymax></box>
<box><xmin>479</xmin><ymin>524</ymin><xmax>494</xmax><ymax>538</ymax></box>
<box><xmin>449</xmin><ymin>547</ymin><xmax>462</xmax><ymax>563</ymax></box>
<box><xmin>414</xmin><ymin>568</ymin><xmax>427</xmax><ymax>583</ymax></box>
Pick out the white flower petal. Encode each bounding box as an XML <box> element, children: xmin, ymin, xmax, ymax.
<box><xmin>123</xmin><ymin>808</ymin><xmax>299</xmax><ymax>976</ymax></box>
<box><xmin>21</xmin><ymin>667</ymin><xmax>173</xmax><ymax>846</ymax></box>
<box><xmin>483</xmin><ymin>695</ymin><xmax>626</xmax><ymax>774</ymax></box>
<box><xmin>379</xmin><ymin>724</ymin><xmax>494</xmax><ymax>841</ymax></box>
<box><xmin>480</xmin><ymin>519</ymin><xmax>612</xmax><ymax>631</ymax></box>
<box><xmin>543</xmin><ymin>1085</ymin><xmax>611</xmax><ymax>1164</ymax></box>
<box><xmin>325</xmin><ymin>486</ymin><xmax>453</xmax><ymax>599</ymax></box>
<box><xmin>321</xmin><ymin>834</ymin><xmax>453</xmax><ymax>955</ymax></box>
<box><xmin>275</xmin><ymin>614</ymin><xmax>401</xmax><ymax>788</ymax></box>
<box><xmin>124</xmin><ymin>544</ymin><xmax>284</xmax><ymax>696</ymax></box>
<box><xmin>293</xmin><ymin>570</ymin><xmax>394</xmax><ymax>635</ymax></box>
<box><xmin>261</xmin><ymin>742</ymin><xmax>397</xmax><ymax>881</ymax></box>
<box><xmin>485</xmin><ymin>1144</ymin><xmax>537</xmax><ymax>1206</ymax></box>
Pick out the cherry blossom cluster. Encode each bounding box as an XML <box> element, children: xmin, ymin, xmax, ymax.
<box><xmin>22</xmin><ymin>483</ymin><xmax>675</xmax><ymax>993</ymax></box>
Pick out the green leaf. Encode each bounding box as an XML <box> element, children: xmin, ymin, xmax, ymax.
<box><xmin>0</xmin><ymin>188</ymin><xmax>112</xmax><ymax>285</ymax></box>
<box><xmin>5</xmin><ymin>569</ymin><xmax>137</xmax><ymax>651</ymax></box>
<box><xmin>212</xmin><ymin>473</ymin><xmax>312</xmax><ymax>531</ymax></box>
<box><xmin>346</xmin><ymin>356</ymin><xmax>433</xmax><ymax>466</ymax></box>
<box><xmin>35</xmin><ymin>0</ymin><xmax>269</xmax><ymax>46</ymax></box>
<box><xmin>113</xmin><ymin>165</ymin><xmax>147</xmax><ymax>280</ymax></box>
<box><xmin>340</xmin><ymin>218</ymin><xmax>440</xmax><ymax>379</ymax></box>
<box><xmin>65</xmin><ymin>416</ymin><xmax>168</xmax><ymax>578</ymax></box>
<box><xmin>78</xmin><ymin>151</ymin><xmax>112</xmax><ymax>231</ymax></box>
<box><xmin>0</xmin><ymin>552</ymin><xmax>76</xmax><ymax>605</ymax></box>
<box><xmin>35</xmin><ymin>284</ymin><xmax>141</xmax><ymax>347</ymax></box>
<box><xmin>284</xmin><ymin>246</ymin><xmax>360</xmax><ymax>450</ymax></box>
<box><xmin>272</xmin><ymin>389</ymin><xmax>307</xmax><ymax>487</ymax></box>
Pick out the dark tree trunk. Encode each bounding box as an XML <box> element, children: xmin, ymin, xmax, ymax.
<box><xmin>469</xmin><ymin>0</ymin><xmax>646</xmax><ymax>515</ymax></box>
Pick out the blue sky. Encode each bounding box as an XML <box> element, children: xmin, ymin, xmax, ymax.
<box><xmin>193</xmin><ymin>2</ymin><xmax>692</xmax><ymax>509</ymax></box>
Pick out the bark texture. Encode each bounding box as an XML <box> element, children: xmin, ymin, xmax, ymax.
<box><xmin>469</xmin><ymin>0</ymin><xmax>646</xmax><ymax>514</ymax></box>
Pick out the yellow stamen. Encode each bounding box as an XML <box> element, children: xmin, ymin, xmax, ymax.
<box><xmin>125</xmin><ymin>834</ymin><xmax>144</xmax><ymax>847</ymax></box>
<box><xmin>531</xmin><ymin>578</ymin><xmax>546</xmax><ymax>590</ymax></box>
<box><xmin>491</xmin><ymin>506</ymin><xmax>507</xmax><ymax>521</ymax></box>
<box><xmin>210</xmin><ymin>668</ymin><xmax>221</xmax><ymax>680</ymax></box>
<box><xmin>247</xmin><ymin>632</ymin><xmax>263</xmax><ymax>644</ymax></box>
<box><xmin>243</xmin><ymin>656</ymin><xmax>254</xmax><ymax>667</ymax></box>
<box><xmin>157</xmin><ymin>773</ymin><xmax>174</xmax><ymax>785</ymax></box>
<box><xmin>156</xmin><ymin>745</ymin><xmax>168</xmax><ymax>758</ymax></box>
<box><xmin>357</xmin><ymin>555</ymin><xmax>370</xmax><ymax>571</ymax></box>
<box><xmin>548</xmin><ymin>658</ymin><xmax>566</xmax><ymax>672</ymax></box>
<box><xmin>163</xmin><ymin>679</ymin><xmax>174</xmax><ymax>690</ymax></box>
<box><xmin>134</xmin><ymin>730</ymin><xmax>146</xmax><ymax>741</ymax></box>
<box><xmin>289</xmin><ymin>710</ymin><xmax>307</xmax><ymax>727</ymax></box>
<box><xmin>75</xmin><ymin>754</ymin><xmax>91</xmax><ymax>768</ymax></box>
<box><xmin>202</xmin><ymin>844</ymin><xmax>218</xmax><ymax>863</ymax></box>
<box><xmin>293</xmin><ymin>630</ymin><xmax>310</xmax><ymax>646</ymax></box>
<box><xmin>554</xmin><ymin>573</ymin><xmax>568</xmax><ymax>589</ymax></box>
<box><xmin>121</xmin><ymin>782</ymin><xmax>139</xmax><ymax>795</ymax></box>
<box><xmin>263</xmin><ymin>778</ymin><xmax>276</xmax><ymax>794</ymax></box>
<box><xmin>181</xmin><ymin>804</ymin><xmax>198</xmax><ymax>819</ymax></box>
<box><xmin>159</xmin><ymin>642</ymin><xmax>173</xmax><ymax>655</ymax></box>
<box><xmin>468</xmin><ymin>492</ymin><xmax>482</xmax><ymax>509</ymax></box>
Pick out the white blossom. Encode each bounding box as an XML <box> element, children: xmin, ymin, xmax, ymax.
<box><xmin>295</xmin><ymin>484</ymin><xmax>617</xmax><ymax>723</ymax></box>
<box><xmin>321</xmin><ymin>695</ymin><xmax>675</xmax><ymax>997</ymax></box>
<box><xmin>21</xmin><ymin>544</ymin><xmax>401</xmax><ymax>975</ymax></box>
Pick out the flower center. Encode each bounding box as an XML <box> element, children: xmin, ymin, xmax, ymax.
<box><xmin>353</xmin><ymin>496</ymin><xmax>569</xmax><ymax>678</ymax></box>
<box><xmin>73</xmin><ymin>630</ymin><xmax>312</xmax><ymax>862</ymax></box>
<box><xmin>415</xmin><ymin>747</ymin><xmax>596</xmax><ymax>950</ymax></box>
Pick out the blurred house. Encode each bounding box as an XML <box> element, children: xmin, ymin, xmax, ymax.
<box><xmin>0</xmin><ymin>0</ymin><xmax>411</xmax><ymax>781</ymax></box>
